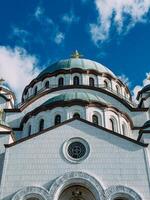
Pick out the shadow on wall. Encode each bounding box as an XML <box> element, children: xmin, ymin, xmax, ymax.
<box><xmin>68</xmin><ymin>120</ymin><xmax>142</xmax><ymax>152</ymax></box>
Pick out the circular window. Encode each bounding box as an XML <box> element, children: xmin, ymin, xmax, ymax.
<box><xmin>63</xmin><ymin>138</ymin><xmax>90</xmax><ymax>163</ymax></box>
<box><xmin>68</xmin><ymin>141</ymin><xmax>86</xmax><ymax>159</ymax></box>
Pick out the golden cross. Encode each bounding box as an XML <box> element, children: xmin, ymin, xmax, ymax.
<box><xmin>0</xmin><ymin>78</ymin><xmax>5</xmax><ymax>85</ymax></box>
<box><xmin>71</xmin><ymin>50</ymin><xmax>83</xmax><ymax>58</ymax></box>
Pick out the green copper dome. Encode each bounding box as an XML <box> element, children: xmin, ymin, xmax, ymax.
<box><xmin>38</xmin><ymin>58</ymin><xmax>115</xmax><ymax>78</ymax></box>
<box><xmin>142</xmin><ymin>120</ymin><xmax>150</xmax><ymax>129</ymax></box>
<box><xmin>43</xmin><ymin>91</ymin><xmax>107</xmax><ymax>106</ymax></box>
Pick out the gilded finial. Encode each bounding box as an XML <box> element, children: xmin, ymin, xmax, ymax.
<box><xmin>71</xmin><ymin>50</ymin><xmax>83</xmax><ymax>58</ymax></box>
<box><xmin>0</xmin><ymin>78</ymin><xmax>5</xmax><ymax>85</ymax></box>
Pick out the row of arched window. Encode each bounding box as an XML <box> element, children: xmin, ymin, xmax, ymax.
<box><xmin>31</xmin><ymin>77</ymin><xmax>96</xmax><ymax>98</ymax></box>
<box><xmin>31</xmin><ymin>77</ymin><xmax>128</xmax><ymax>98</ymax></box>
<box><xmin>27</xmin><ymin>114</ymin><xmax>128</xmax><ymax>136</ymax></box>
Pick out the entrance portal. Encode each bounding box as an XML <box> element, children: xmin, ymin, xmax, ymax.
<box><xmin>59</xmin><ymin>185</ymin><xmax>96</xmax><ymax>200</ymax></box>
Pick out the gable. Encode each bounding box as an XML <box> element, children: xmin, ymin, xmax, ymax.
<box><xmin>1</xmin><ymin>119</ymin><xmax>149</xmax><ymax>198</ymax></box>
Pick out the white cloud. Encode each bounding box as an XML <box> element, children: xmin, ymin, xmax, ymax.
<box><xmin>11</xmin><ymin>26</ymin><xmax>30</xmax><ymax>45</ymax></box>
<box><xmin>54</xmin><ymin>32</ymin><xmax>65</xmax><ymax>45</ymax></box>
<box><xmin>132</xmin><ymin>72</ymin><xmax>150</xmax><ymax>102</ymax></box>
<box><xmin>90</xmin><ymin>0</ymin><xmax>150</xmax><ymax>44</ymax></box>
<box><xmin>34</xmin><ymin>6</ymin><xmax>44</xmax><ymax>20</ymax></box>
<box><xmin>62</xmin><ymin>11</ymin><xmax>80</xmax><ymax>25</ymax></box>
<box><xmin>0</xmin><ymin>46</ymin><xmax>40</xmax><ymax>102</ymax></box>
<box><xmin>33</xmin><ymin>5</ymin><xmax>65</xmax><ymax>45</ymax></box>
<box><xmin>118</xmin><ymin>74</ymin><xmax>130</xmax><ymax>87</ymax></box>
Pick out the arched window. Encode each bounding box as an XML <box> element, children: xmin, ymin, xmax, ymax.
<box><xmin>45</xmin><ymin>81</ymin><xmax>49</xmax><ymax>88</ymax></box>
<box><xmin>89</xmin><ymin>77</ymin><xmax>95</xmax><ymax>86</ymax></box>
<box><xmin>73</xmin><ymin>113</ymin><xmax>80</xmax><ymax>118</ymax></box>
<box><xmin>34</xmin><ymin>86</ymin><xmax>38</xmax><ymax>96</ymax></box>
<box><xmin>28</xmin><ymin>125</ymin><xmax>31</xmax><ymax>136</ymax></box>
<box><xmin>73</xmin><ymin>76</ymin><xmax>79</xmax><ymax>85</ymax></box>
<box><xmin>55</xmin><ymin>115</ymin><xmax>61</xmax><ymax>125</ymax></box>
<box><xmin>116</xmin><ymin>85</ymin><xmax>120</xmax><ymax>94</ymax></box>
<box><xmin>110</xmin><ymin>118</ymin><xmax>118</xmax><ymax>132</ymax></box>
<box><xmin>104</xmin><ymin>79</ymin><xmax>111</xmax><ymax>89</ymax></box>
<box><xmin>39</xmin><ymin>119</ymin><xmax>44</xmax><ymax>132</ymax></box>
<box><xmin>122</xmin><ymin>123</ymin><xmax>127</xmax><ymax>135</ymax></box>
<box><xmin>104</xmin><ymin>80</ymin><xmax>108</xmax><ymax>88</ymax></box>
<box><xmin>92</xmin><ymin>115</ymin><xmax>99</xmax><ymax>125</ymax></box>
<box><xmin>58</xmin><ymin>77</ymin><xmax>64</xmax><ymax>86</ymax></box>
<box><xmin>114</xmin><ymin>198</ymin><xmax>128</xmax><ymax>200</ymax></box>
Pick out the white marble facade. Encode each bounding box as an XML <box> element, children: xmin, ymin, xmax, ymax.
<box><xmin>0</xmin><ymin>57</ymin><xmax>150</xmax><ymax>200</ymax></box>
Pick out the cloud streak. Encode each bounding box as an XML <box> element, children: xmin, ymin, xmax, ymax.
<box><xmin>62</xmin><ymin>10</ymin><xmax>80</xmax><ymax>25</ymax></box>
<box><xmin>0</xmin><ymin>46</ymin><xmax>40</xmax><ymax>102</ymax></box>
<box><xmin>33</xmin><ymin>5</ymin><xmax>65</xmax><ymax>45</ymax></box>
<box><xmin>90</xmin><ymin>0</ymin><xmax>150</xmax><ymax>44</ymax></box>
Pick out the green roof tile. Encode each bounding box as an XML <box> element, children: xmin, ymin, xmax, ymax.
<box><xmin>37</xmin><ymin>58</ymin><xmax>115</xmax><ymax>78</ymax></box>
<box><xmin>43</xmin><ymin>91</ymin><xmax>106</xmax><ymax>106</ymax></box>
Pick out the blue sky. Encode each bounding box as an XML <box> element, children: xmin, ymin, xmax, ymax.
<box><xmin>0</xmin><ymin>0</ymin><xmax>150</xmax><ymax>101</ymax></box>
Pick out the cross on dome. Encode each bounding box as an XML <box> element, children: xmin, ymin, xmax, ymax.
<box><xmin>71</xmin><ymin>50</ymin><xmax>83</xmax><ymax>58</ymax></box>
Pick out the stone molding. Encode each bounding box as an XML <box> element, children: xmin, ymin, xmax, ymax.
<box><xmin>11</xmin><ymin>178</ymin><xmax>143</xmax><ymax>200</ymax></box>
<box><xmin>49</xmin><ymin>171</ymin><xmax>105</xmax><ymax>200</ymax></box>
<box><xmin>12</xmin><ymin>186</ymin><xmax>49</xmax><ymax>200</ymax></box>
<box><xmin>105</xmin><ymin>185</ymin><xmax>142</xmax><ymax>200</ymax></box>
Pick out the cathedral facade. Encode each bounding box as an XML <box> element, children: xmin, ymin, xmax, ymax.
<box><xmin>0</xmin><ymin>52</ymin><xmax>150</xmax><ymax>200</ymax></box>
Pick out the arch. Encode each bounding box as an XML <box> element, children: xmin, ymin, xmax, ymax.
<box><xmin>73</xmin><ymin>76</ymin><xmax>80</xmax><ymax>85</ymax></box>
<box><xmin>92</xmin><ymin>114</ymin><xmax>99</xmax><ymax>125</ymax></box>
<box><xmin>55</xmin><ymin>114</ymin><xmax>61</xmax><ymax>125</ymax></box>
<box><xmin>39</xmin><ymin>119</ymin><xmax>44</xmax><ymax>132</ymax></box>
<box><xmin>69</xmin><ymin>106</ymin><xmax>86</xmax><ymax>120</ymax></box>
<box><xmin>110</xmin><ymin>117</ymin><xmax>118</xmax><ymax>132</ymax></box>
<box><xmin>105</xmin><ymin>185</ymin><xmax>142</xmax><ymax>200</ymax></box>
<box><xmin>58</xmin><ymin>77</ymin><xmax>64</xmax><ymax>86</ymax></box>
<box><xmin>12</xmin><ymin>186</ymin><xmax>49</xmax><ymax>200</ymax></box>
<box><xmin>49</xmin><ymin>171</ymin><xmax>105</xmax><ymax>200</ymax></box>
<box><xmin>45</xmin><ymin>81</ymin><xmax>49</xmax><ymax>89</ymax></box>
<box><xmin>89</xmin><ymin>77</ymin><xmax>95</xmax><ymax>87</ymax></box>
<box><xmin>104</xmin><ymin>79</ymin><xmax>111</xmax><ymax>89</ymax></box>
<box><xmin>73</xmin><ymin>113</ymin><xmax>80</xmax><ymax>118</ymax></box>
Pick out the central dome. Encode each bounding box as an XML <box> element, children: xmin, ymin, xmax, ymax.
<box><xmin>37</xmin><ymin>58</ymin><xmax>115</xmax><ymax>78</ymax></box>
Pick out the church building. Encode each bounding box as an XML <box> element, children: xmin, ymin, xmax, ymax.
<box><xmin>0</xmin><ymin>51</ymin><xmax>150</xmax><ymax>200</ymax></box>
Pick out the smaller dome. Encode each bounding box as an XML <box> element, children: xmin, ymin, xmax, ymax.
<box><xmin>0</xmin><ymin>79</ymin><xmax>11</xmax><ymax>92</ymax></box>
<box><xmin>0</xmin><ymin>84</ymin><xmax>11</xmax><ymax>91</ymax></box>
<box><xmin>140</xmin><ymin>84</ymin><xmax>150</xmax><ymax>94</ymax></box>
<box><xmin>137</xmin><ymin>84</ymin><xmax>150</xmax><ymax>100</ymax></box>
<box><xmin>142</xmin><ymin>120</ymin><xmax>150</xmax><ymax>129</ymax></box>
<box><xmin>43</xmin><ymin>91</ymin><xmax>107</xmax><ymax>106</ymax></box>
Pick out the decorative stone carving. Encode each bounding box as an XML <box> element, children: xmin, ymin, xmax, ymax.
<box><xmin>105</xmin><ymin>185</ymin><xmax>142</xmax><ymax>200</ymax></box>
<box><xmin>49</xmin><ymin>171</ymin><xmax>105</xmax><ymax>200</ymax></box>
<box><xmin>12</xmin><ymin>186</ymin><xmax>49</xmax><ymax>200</ymax></box>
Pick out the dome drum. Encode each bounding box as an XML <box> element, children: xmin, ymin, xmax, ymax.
<box><xmin>22</xmin><ymin>72</ymin><xmax>131</xmax><ymax>104</ymax></box>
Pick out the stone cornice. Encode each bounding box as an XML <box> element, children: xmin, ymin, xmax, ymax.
<box><xmin>16</xmin><ymin>86</ymin><xmax>148</xmax><ymax>112</ymax></box>
<box><xmin>5</xmin><ymin>117</ymin><xmax>148</xmax><ymax>148</ymax></box>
